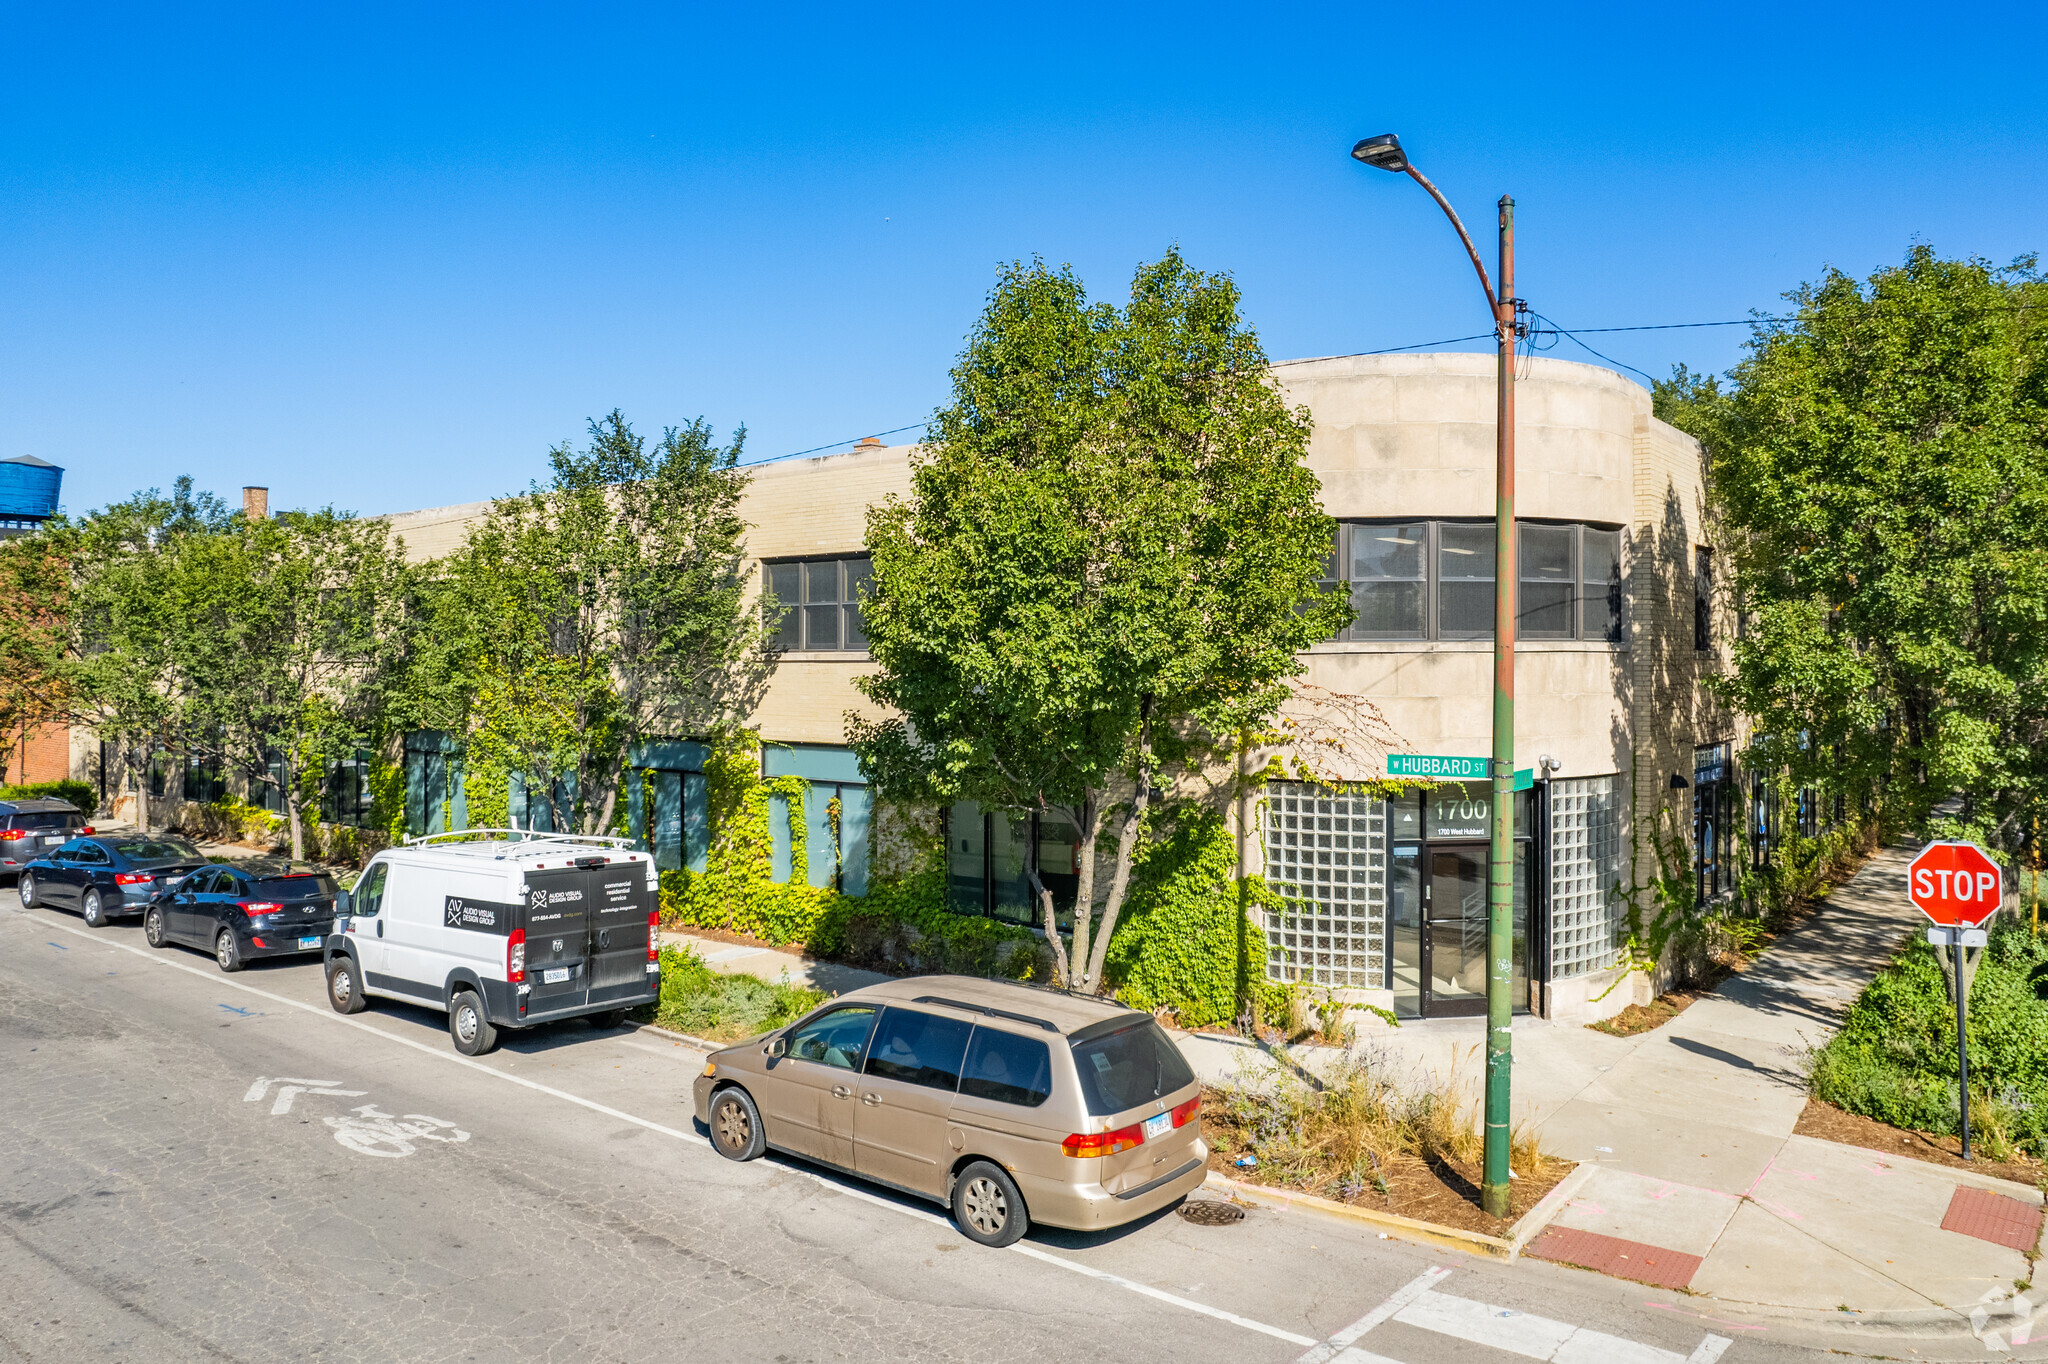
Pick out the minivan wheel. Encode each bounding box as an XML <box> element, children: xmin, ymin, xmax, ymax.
<box><xmin>144</xmin><ymin>906</ymin><xmax>167</xmax><ymax>948</ymax></box>
<box><xmin>449</xmin><ymin>989</ymin><xmax>497</xmax><ymax>1056</ymax></box>
<box><xmin>215</xmin><ymin>929</ymin><xmax>244</xmax><ymax>973</ymax></box>
<box><xmin>327</xmin><ymin>957</ymin><xmax>368</xmax><ymax>1015</ymax></box>
<box><xmin>708</xmin><ymin>1087</ymin><xmax>767</xmax><ymax>1162</ymax></box>
<box><xmin>17</xmin><ymin>873</ymin><xmax>36</xmax><ymax>908</ymax></box>
<box><xmin>82</xmin><ymin>889</ymin><xmax>108</xmax><ymax>928</ymax></box>
<box><xmin>952</xmin><ymin>1161</ymin><xmax>1028</xmax><ymax>1248</ymax></box>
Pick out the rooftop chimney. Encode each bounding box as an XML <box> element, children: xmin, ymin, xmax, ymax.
<box><xmin>242</xmin><ymin>486</ymin><xmax>269</xmax><ymax>520</ymax></box>
<box><xmin>857</xmin><ymin>436</ymin><xmax>883</xmax><ymax>449</ymax></box>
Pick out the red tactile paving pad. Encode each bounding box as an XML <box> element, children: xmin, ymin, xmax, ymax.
<box><xmin>1524</xmin><ymin>1226</ymin><xmax>1704</xmax><ymax>1290</ymax></box>
<box><xmin>1942</xmin><ymin>1187</ymin><xmax>2044</xmax><ymax>1252</ymax></box>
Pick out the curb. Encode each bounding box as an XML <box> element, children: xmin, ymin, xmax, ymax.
<box><xmin>1201</xmin><ymin>1164</ymin><xmax>1594</xmax><ymax>1263</ymax></box>
<box><xmin>633</xmin><ymin>1021</ymin><xmax>722</xmax><ymax>1051</ymax></box>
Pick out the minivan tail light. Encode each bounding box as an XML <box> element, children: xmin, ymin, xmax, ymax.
<box><xmin>115</xmin><ymin>872</ymin><xmax>153</xmax><ymax>885</ymax></box>
<box><xmin>1062</xmin><ymin>1122</ymin><xmax>1145</xmax><ymax>1158</ymax></box>
<box><xmin>508</xmin><ymin>928</ymin><xmax>526</xmax><ymax>983</ymax></box>
<box><xmin>1170</xmin><ymin>1094</ymin><xmax>1201</xmax><ymax>1128</ymax></box>
<box><xmin>648</xmin><ymin>909</ymin><xmax>659</xmax><ymax>962</ymax></box>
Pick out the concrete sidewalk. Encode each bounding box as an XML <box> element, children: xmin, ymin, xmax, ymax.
<box><xmin>1185</xmin><ymin>843</ymin><xmax>2047</xmax><ymax>1343</ymax></box>
<box><xmin>658</xmin><ymin>927</ymin><xmax>893</xmax><ymax>997</ymax></box>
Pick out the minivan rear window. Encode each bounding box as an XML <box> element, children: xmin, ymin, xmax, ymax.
<box><xmin>1070</xmin><ymin>1019</ymin><xmax>1196</xmax><ymax>1115</ymax></box>
<box><xmin>251</xmin><ymin>875</ymin><xmax>338</xmax><ymax>900</ymax></box>
<box><xmin>958</xmin><ymin>1027</ymin><xmax>1052</xmax><ymax>1107</ymax></box>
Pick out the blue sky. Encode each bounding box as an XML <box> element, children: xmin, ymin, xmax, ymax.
<box><xmin>5</xmin><ymin>2</ymin><xmax>2042</xmax><ymax>518</ymax></box>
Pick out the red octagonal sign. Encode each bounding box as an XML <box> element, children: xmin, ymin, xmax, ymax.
<box><xmin>1908</xmin><ymin>841</ymin><xmax>2004</xmax><ymax>928</ymax></box>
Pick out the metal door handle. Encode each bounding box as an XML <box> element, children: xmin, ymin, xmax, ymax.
<box><xmin>860</xmin><ymin>1092</ymin><xmax>880</xmax><ymax>1106</ymax></box>
<box><xmin>375</xmin><ymin>920</ymin><xmax>383</xmax><ymax>938</ymax></box>
<box><xmin>831</xmin><ymin>1085</ymin><xmax>852</xmax><ymax>1099</ymax></box>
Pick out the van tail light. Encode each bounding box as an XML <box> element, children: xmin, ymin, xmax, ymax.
<box><xmin>648</xmin><ymin>909</ymin><xmax>659</xmax><ymax>962</ymax></box>
<box><xmin>1061</xmin><ymin>1122</ymin><xmax>1145</xmax><ymax>1158</ymax></box>
<box><xmin>1170</xmin><ymin>1095</ymin><xmax>1201</xmax><ymax>1128</ymax></box>
<box><xmin>508</xmin><ymin>928</ymin><xmax>526</xmax><ymax>983</ymax></box>
<box><xmin>115</xmin><ymin>872</ymin><xmax>153</xmax><ymax>885</ymax></box>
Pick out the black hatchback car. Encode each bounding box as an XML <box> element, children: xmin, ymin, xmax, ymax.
<box><xmin>17</xmin><ymin>834</ymin><xmax>210</xmax><ymax>927</ymax></box>
<box><xmin>0</xmin><ymin>799</ymin><xmax>91</xmax><ymax>882</ymax></box>
<box><xmin>143</xmin><ymin>859</ymin><xmax>340</xmax><ymax>972</ymax></box>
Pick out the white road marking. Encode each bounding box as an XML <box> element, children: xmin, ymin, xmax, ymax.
<box><xmin>1390</xmin><ymin>1289</ymin><xmax>1731</xmax><ymax>1364</ymax></box>
<box><xmin>32</xmin><ymin>914</ymin><xmax>1315</xmax><ymax>1345</ymax></box>
<box><xmin>1296</xmin><ymin>1265</ymin><xmax>1453</xmax><ymax>1362</ymax></box>
<box><xmin>324</xmin><ymin>1103</ymin><xmax>471</xmax><ymax>1158</ymax></box>
<box><xmin>243</xmin><ymin>1076</ymin><xmax>366</xmax><ymax>1114</ymax></box>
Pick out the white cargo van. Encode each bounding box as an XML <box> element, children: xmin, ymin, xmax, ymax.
<box><xmin>324</xmin><ymin>830</ymin><xmax>661</xmax><ymax>1055</ymax></box>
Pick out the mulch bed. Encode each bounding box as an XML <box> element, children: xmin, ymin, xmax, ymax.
<box><xmin>1794</xmin><ymin>1096</ymin><xmax>2045</xmax><ymax>1188</ymax></box>
<box><xmin>1587</xmin><ymin>988</ymin><xmax>1708</xmax><ymax>1038</ymax></box>
<box><xmin>1201</xmin><ymin>1094</ymin><xmax>1573</xmax><ymax>1237</ymax></box>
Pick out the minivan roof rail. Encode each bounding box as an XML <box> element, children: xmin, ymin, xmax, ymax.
<box><xmin>911</xmin><ymin>995</ymin><xmax>1059</xmax><ymax>1033</ymax></box>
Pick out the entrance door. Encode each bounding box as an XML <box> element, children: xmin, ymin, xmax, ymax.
<box><xmin>1423</xmin><ymin>846</ymin><xmax>1489</xmax><ymax>1016</ymax></box>
<box><xmin>1421</xmin><ymin>843</ymin><xmax>1533</xmax><ymax>1017</ymax></box>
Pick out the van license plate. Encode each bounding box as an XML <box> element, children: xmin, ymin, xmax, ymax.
<box><xmin>543</xmin><ymin>967</ymin><xmax>569</xmax><ymax>984</ymax></box>
<box><xmin>298</xmin><ymin>936</ymin><xmax>321</xmax><ymax>949</ymax></box>
<box><xmin>1143</xmin><ymin>1113</ymin><xmax>1171</xmax><ymax>1140</ymax></box>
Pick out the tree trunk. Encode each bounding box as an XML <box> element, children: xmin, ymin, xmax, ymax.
<box><xmin>1026</xmin><ymin>864</ymin><xmax>1067</xmax><ymax>987</ymax></box>
<box><xmin>1065</xmin><ymin>792</ymin><xmax>1103</xmax><ymax>992</ymax></box>
<box><xmin>1081</xmin><ymin>695</ymin><xmax>1154</xmax><ymax>995</ymax></box>
<box><xmin>285</xmin><ymin>781</ymin><xmax>305</xmax><ymax>860</ymax></box>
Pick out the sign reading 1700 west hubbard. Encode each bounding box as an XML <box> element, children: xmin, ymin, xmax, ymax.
<box><xmin>1387</xmin><ymin>754</ymin><xmax>1536</xmax><ymax>790</ymax></box>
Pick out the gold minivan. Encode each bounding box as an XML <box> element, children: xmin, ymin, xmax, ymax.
<box><xmin>691</xmin><ymin>975</ymin><xmax>1207</xmax><ymax>1246</ymax></box>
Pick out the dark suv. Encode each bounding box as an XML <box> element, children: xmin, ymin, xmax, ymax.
<box><xmin>0</xmin><ymin>800</ymin><xmax>90</xmax><ymax>882</ymax></box>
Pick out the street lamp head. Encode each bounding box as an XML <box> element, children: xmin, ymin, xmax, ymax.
<box><xmin>1350</xmin><ymin>134</ymin><xmax>1408</xmax><ymax>173</ymax></box>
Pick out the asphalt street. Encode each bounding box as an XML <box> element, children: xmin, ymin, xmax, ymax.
<box><xmin>0</xmin><ymin>887</ymin><xmax>1960</xmax><ymax>1364</ymax></box>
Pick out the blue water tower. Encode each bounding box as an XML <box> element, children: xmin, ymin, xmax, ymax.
<box><xmin>0</xmin><ymin>455</ymin><xmax>62</xmax><ymax>537</ymax></box>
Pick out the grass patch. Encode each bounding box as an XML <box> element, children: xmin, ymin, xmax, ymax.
<box><xmin>1810</xmin><ymin>916</ymin><xmax>2048</xmax><ymax>1161</ymax></box>
<box><xmin>1203</xmin><ymin>1050</ymin><xmax>1564</xmax><ymax>1232</ymax></box>
<box><xmin>1589</xmin><ymin>988</ymin><xmax>1706</xmax><ymax>1038</ymax></box>
<box><xmin>637</xmin><ymin>944</ymin><xmax>825</xmax><ymax>1043</ymax></box>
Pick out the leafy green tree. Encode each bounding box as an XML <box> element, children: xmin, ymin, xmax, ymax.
<box><xmin>0</xmin><ymin>529</ymin><xmax>75</xmax><ymax>776</ymax></box>
<box><xmin>427</xmin><ymin>411</ymin><xmax>766</xmax><ymax>835</ymax></box>
<box><xmin>58</xmin><ymin>478</ymin><xmax>238</xmax><ymax>814</ymax></box>
<box><xmin>170</xmin><ymin>506</ymin><xmax>416</xmax><ymax>857</ymax></box>
<box><xmin>851</xmin><ymin>251</ymin><xmax>1349</xmax><ymax>992</ymax></box>
<box><xmin>1659</xmin><ymin>246</ymin><xmax>2048</xmax><ymax>851</ymax></box>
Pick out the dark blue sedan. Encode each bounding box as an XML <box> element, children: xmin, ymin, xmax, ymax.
<box><xmin>142</xmin><ymin>858</ymin><xmax>340</xmax><ymax>972</ymax></box>
<box><xmin>17</xmin><ymin>834</ymin><xmax>211</xmax><ymax>928</ymax></box>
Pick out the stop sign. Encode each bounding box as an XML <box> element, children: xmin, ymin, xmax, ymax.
<box><xmin>1908</xmin><ymin>841</ymin><xmax>2005</xmax><ymax>927</ymax></box>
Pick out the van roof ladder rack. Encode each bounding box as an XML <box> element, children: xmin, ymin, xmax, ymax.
<box><xmin>400</xmin><ymin>828</ymin><xmax>641</xmax><ymax>860</ymax></box>
<box><xmin>911</xmin><ymin>996</ymin><xmax>1059</xmax><ymax>1033</ymax></box>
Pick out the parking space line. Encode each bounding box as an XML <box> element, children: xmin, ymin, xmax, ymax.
<box><xmin>29</xmin><ymin>912</ymin><xmax>1319</xmax><ymax>1350</ymax></box>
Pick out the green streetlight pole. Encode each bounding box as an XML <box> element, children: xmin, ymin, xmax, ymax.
<box><xmin>1351</xmin><ymin>134</ymin><xmax>1521</xmax><ymax>1217</ymax></box>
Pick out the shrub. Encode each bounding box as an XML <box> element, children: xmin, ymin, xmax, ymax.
<box><xmin>1810</xmin><ymin>916</ymin><xmax>2048</xmax><ymax>1158</ymax></box>
<box><xmin>639</xmin><ymin>944</ymin><xmax>825</xmax><ymax>1041</ymax></box>
<box><xmin>1</xmin><ymin>779</ymin><xmax>97</xmax><ymax>814</ymax></box>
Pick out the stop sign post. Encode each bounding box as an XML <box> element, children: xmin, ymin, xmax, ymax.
<box><xmin>1907</xmin><ymin>841</ymin><xmax>2006</xmax><ymax>1162</ymax></box>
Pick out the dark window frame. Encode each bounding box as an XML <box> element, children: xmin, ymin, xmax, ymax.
<box><xmin>763</xmin><ymin>554</ymin><xmax>873</xmax><ymax>653</ymax></box>
<box><xmin>1332</xmin><ymin>519</ymin><xmax>1624</xmax><ymax>644</ymax></box>
<box><xmin>1694</xmin><ymin>546</ymin><xmax>1714</xmax><ymax>651</ymax></box>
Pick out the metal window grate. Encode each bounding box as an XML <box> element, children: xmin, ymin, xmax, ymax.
<box><xmin>1549</xmin><ymin>774</ymin><xmax>1623</xmax><ymax>978</ymax></box>
<box><xmin>1261</xmin><ymin>783</ymin><xmax>1386</xmax><ymax>989</ymax></box>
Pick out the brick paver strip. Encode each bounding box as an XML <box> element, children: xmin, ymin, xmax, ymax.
<box><xmin>1523</xmin><ymin>1225</ymin><xmax>1703</xmax><ymax>1290</ymax></box>
<box><xmin>1942</xmin><ymin>1186</ymin><xmax>2044</xmax><ymax>1252</ymax></box>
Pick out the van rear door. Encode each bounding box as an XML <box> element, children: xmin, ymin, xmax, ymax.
<box><xmin>520</xmin><ymin>869</ymin><xmax>593</xmax><ymax>1012</ymax></box>
<box><xmin>587</xmin><ymin>861</ymin><xmax>655</xmax><ymax>1004</ymax></box>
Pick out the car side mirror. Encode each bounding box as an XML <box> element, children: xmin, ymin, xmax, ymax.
<box><xmin>765</xmin><ymin>1035</ymin><xmax>789</xmax><ymax>1059</ymax></box>
<box><xmin>335</xmin><ymin>890</ymin><xmax>353</xmax><ymax>917</ymax></box>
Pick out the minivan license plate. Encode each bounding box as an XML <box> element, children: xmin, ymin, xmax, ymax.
<box><xmin>543</xmin><ymin>967</ymin><xmax>569</xmax><ymax>984</ymax></box>
<box><xmin>1143</xmin><ymin>1113</ymin><xmax>1172</xmax><ymax>1141</ymax></box>
<box><xmin>298</xmin><ymin>936</ymin><xmax>320</xmax><ymax>949</ymax></box>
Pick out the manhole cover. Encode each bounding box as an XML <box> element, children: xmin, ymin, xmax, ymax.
<box><xmin>1178</xmin><ymin>1200</ymin><xmax>1245</xmax><ymax>1226</ymax></box>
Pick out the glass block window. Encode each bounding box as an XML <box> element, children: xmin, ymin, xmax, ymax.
<box><xmin>1262</xmin><ymin>784</ymin><xmax>1386</xmax><ymax>988</ymax></box>
<box><xmin>1549</xmin><ymin>774</ymin><xmax>1623</xmax><ymax>978</ymax></box>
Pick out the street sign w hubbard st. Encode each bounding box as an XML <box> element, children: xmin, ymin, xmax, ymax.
<box><xmin>1908</xmin><ymin>841</ymin><xmax>2004</xmax><ymax>927</ymax></box>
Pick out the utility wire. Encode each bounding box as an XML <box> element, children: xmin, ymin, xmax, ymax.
<box><xmin>748</xmin><ymin>301</ymin><xmax>2044</xmax><ymax>464</ymax></box>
